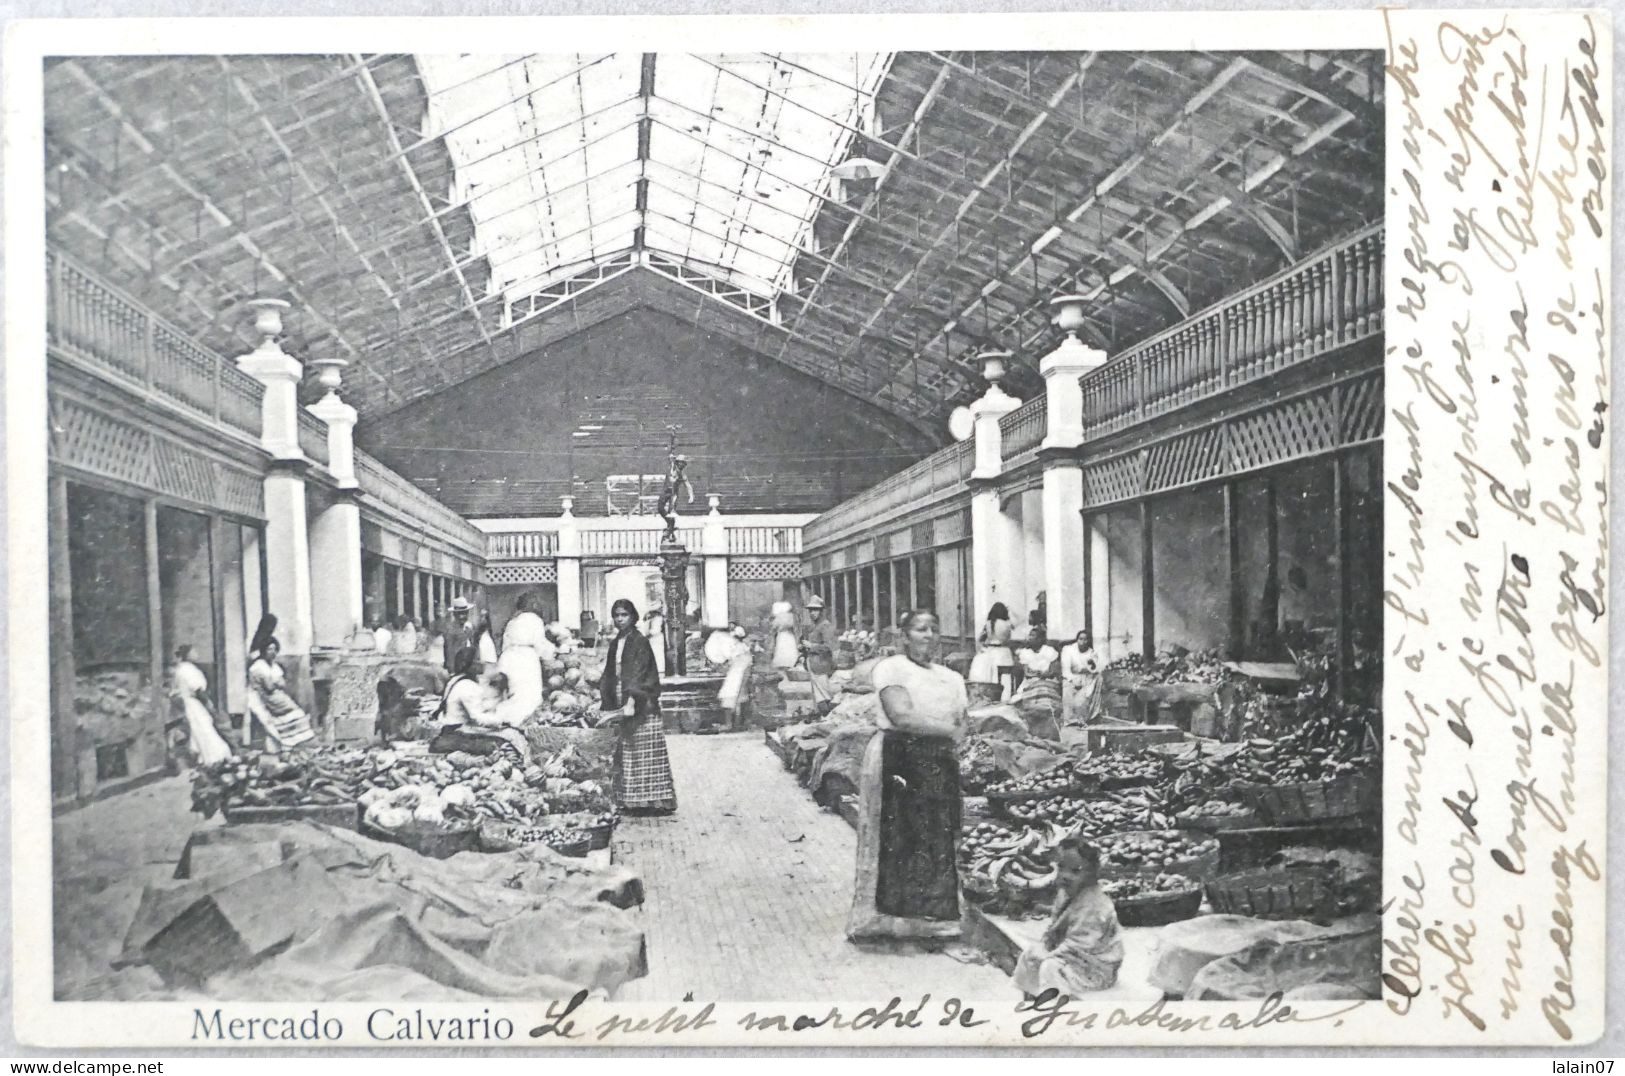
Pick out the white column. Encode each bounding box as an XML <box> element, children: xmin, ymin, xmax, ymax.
<box><xmin>262</xmin><ymin>469</ymin><xmax>315</xmax><ymax>705</ymax></box>
<box><xmin>237</xmin><ymin>314</ymin><xmax>315</xmax><ymax>708</ymax></box>
<box><xmin>967</xmin><ymin>380</ymin><xmax>1020</xmax><ymax>622</ymax></box>
<box><xmin>555</xmin><ymin>498</ymin><xmax>582</xmax><ymax>630</ymax></box>
<box><xmin>306</xmin><ymin>391</ymin><xmax>364</xmax><ymax>647</ymax></box>
<box><xmin>1038</xmin><ymin>333</ymin><xmax>1105</xmax><ymax>640</ymax></box>
<box><xmin>702</xmin><ymin>495</ymin><xmax>728</xmax><ymax>628</ymax></box>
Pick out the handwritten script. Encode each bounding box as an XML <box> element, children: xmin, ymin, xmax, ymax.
<box><xmin>1380</xmin><ymin>8</ymin><xmax>1608</xmax><ymax>1045</ymax></box>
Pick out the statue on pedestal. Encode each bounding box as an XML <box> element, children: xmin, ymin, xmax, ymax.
<box><xmin>655</xmin><ymin>425</ymin><xmax>692</xmax><ymax>675</ymax></box>
<box><xmin>656</xmin><ymin>425</ymin><xmax>693</xmax><ymax>545</ymax></box>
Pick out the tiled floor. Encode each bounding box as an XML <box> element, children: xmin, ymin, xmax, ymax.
<box><xmin>611</xmin><ymin>732</ymin><xmax>1017</xmax><ymax>1003</ymax></box>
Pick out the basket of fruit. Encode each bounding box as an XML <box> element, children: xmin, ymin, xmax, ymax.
<box><xmin>1073</xmin><ymin>752</ymin><xmax>1167</xmax><ymax>791</ymax></box>
<box><xmin>1205</xmin><ymin>866</ymin><xmax>1340</xmax><ymax>920</ymax></box>
<box><xmin>1174</xmin><ymin>799</ymin><xmax>1258</xmax><ymax>831</ymax></box>
<box><xmin>959</xmin><ymin>822</ymin><xmax>1061</xmax><ymax>915</ymax></box>
<box><xmin>482</xmin><ymin>822</ymin><xmax>592</xmax><ymax>858</ymax></box>
<box><xmin>584</xmin><ymin>812</ymin><xmax>618</xmax><ymax>851</ymax></box>
<box><xmin>1097</xmin><ymin>829</ymin><xmax>1220</xmax><ymax>880</ymax></box>
<box><xmin>1233</xmin><ymin>772</ymin><xmax>1377</xmax><ymax>825</ymax></box>
<box><xmin>985</xmin><ymin>768</ymin><xmax>1093</xmax><ymax>807</ymax></box>
<box><xmin>1102</xmin><ymin>874</ymin><xmax>1205</xmax><ymax>927</ymax></box>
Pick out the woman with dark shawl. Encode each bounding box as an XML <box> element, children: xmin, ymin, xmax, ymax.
<box><xmin>599</xmin><ymin>598</ymin><xmax>676</xmax><ymax>814</ymax></box>
<box><xmin>847</xmin><ymin>608</ymin><xmax>968</xmax><ymax>940</ymax></box>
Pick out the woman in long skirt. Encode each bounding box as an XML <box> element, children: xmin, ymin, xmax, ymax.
<box><xmin>171</xmin><ymin>645</ymin><xmax>232</xmax><ymax>766</ymax></box>
<box><xmin>600</xmin><ymin>598</ymin><xmax>677</xmax><ymax>814</ymax></box>
<box><xmin>246</xmin><ymin>616</ymin><xmax>314</xmax><ymax>751</ymax></box>
<box><xmin>848</xmin><ymin>608</ymin><xmax>968</xmax><ymax>940</ymax></box>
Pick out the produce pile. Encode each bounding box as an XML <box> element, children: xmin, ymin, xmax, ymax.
<box><xmin>1002</xmin><ymin>791</ymin><xmax>1169</xmax><ymax>835</ymax></box>
<box><xmin>1072</xmin><ymin>752</ymin><xmax>1167</xmax><ymax>788</ymax></box>
<box><xmin>985</xmin><ymin>762</ymin><xmax>1087</xmax><ymax>799</ymax></box>
<box><xmin>1106</xmin><ymin>648</ymin><xmax>1229</xmax><ymax>685</ymax></box>
<box><xmin>1175</xmin><ymin>799</ymin><xmax>1255</xmax><ymax>825</ymax></box>
<box><xmin>1100</xmin><ymin>873</ymin><xmax>1199</xmax><ymax>900</ymax></box>
<box><xmin>493</xmin><ymin>822</ymin><xmax>591</xmax><ymax>850</ymax></box>
<box><xmin>191</xmin><ymin>744</ymin><xmax>615</xmax><ymax>829</ymax></box>
<box><xmin>190</xmin><ymin>752</ymin><xmax>361</xmax><ymax>819</ymax></box>
<box><xmin>959</xmin><ymin>822</ymin><xmax>1066</xmax><ymax>898</ymax></box>
<box><xmin>535</xmin><ymin>650</ymin><xmax>601</xmax><ymax>725</ymax></box>
<box><xmin>1097</xmin><ymin>830</ymin><xmax>1218</xmax><ymax>874</ymax></box>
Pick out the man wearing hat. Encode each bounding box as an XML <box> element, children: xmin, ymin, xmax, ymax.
<box><xmin>442</xmin><ymin>596</ymin><xmax>478</xmax><ymax>674</ymax></box>
<box><xmin>799</xmin><ymin>594</ymin><xmax>840</xmax><ymax>699</ymax></box>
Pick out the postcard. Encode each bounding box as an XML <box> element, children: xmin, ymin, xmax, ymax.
<box><xmin>3</xmin><ymin>8</ymin><xmax>1611</xmax><ymax>1049</ymax></box>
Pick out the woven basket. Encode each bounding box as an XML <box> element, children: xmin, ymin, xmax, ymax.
<box><xmin>1113</xmin><ymin>885</ymin><xmax>1203</xmax><ymax>927</ymax></box>
<box><xmin>1100</xmin><ymin>829</ymin><xmax>1221</xmax><ymax>880</ymax></box>
<box><xmin>1233</xmin><ymin>773</ymin><xmax>1377</xmax><ymax>824</ymax></box>
<box><xmin>586</xmin><ymin>818</ymin><xmax>616</xmax><ymax>850</ymax></box>
<box><xmin>1205</xmin><ymin>866</ymin><xmax>1340</xmax><ymax>920</ymax></box>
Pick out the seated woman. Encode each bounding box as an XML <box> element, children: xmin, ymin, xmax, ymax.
<box><xmin>430</xmin><ymin>647</ymin><xmax>531</xmax><ymax>762</ymax></box>
<box><xmin>848</xmin><ymin>608</ymin><xmax>967</xmax><ymax>941</ymax></box>
<box><xmin>245</xmin><ymin>616</ymin><xmax>314</xmax><ymax>751</ymax></box>
<box><xmin>1014</xmin><ymin>836</ymin><xmax>1124</xmax><ymax>996</ymax></box>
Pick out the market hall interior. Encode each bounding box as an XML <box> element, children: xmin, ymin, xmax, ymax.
<box><xmin>42</xmin><ymin>49</ymin><xmax>1387</xmax><ymax>1004</ymax></box>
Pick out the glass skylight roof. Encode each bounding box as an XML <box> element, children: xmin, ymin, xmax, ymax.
<box><xmin>414</xmin><ymin>52</ymin><xmax>889</xmax><ymax>314</ymax></box>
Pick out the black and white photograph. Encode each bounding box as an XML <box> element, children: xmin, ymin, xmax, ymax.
<box><xmin>2</xmin><ymin>9</ymin><xmax>1612</xmax><ymax>1051</ymax></box>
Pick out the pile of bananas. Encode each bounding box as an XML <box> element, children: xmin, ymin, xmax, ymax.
<box><xmin>959</xmin><ymin>822</ymin><xmax>1067</xmax><ymax>897</ymax></box>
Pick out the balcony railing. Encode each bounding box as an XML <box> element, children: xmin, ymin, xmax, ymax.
<box><xmin>485</xmin><ymin>530</ymin><xmax>562</xmax><ymax>561</ymax></box>
<box><xmin>49</xmin><ymin>250</ymin><xmax>265</xmax><ymax>441</ymax></box>
<box><xmin>353</xmin><ymin>451</ymin><xmax>485</xmax><ymax>556</ymax></box>
<box><xmin>804</xmin><ymin>226</ymin><xmax>1384</xmax><ymax>554</ymax></box>
<box><xmin>998</xmin><ymin>395</ymin><xmax>1048</xmax><ymax>459</ymax></box>
<box><xmin>297</xmin><ymin>410</ymin><xmax>331</xmax><ymax>466</ymax></box>
<box><xmin>580</xmin><ymin>528</ymin><xmax>704</xmax><ymax>556</ymax></box>
<box><xmin>802</xmin><ymin>438</ymin><xmax>974</xmax><ymax>552</ymax></box>
<box><xmin>728</xmin><ymin>525</ymin><xmax>803</xmax><ymax>556</ymax></box>
<box><xmin>1081</xmin><ymin>224</ymin><xmax>1383</xmax><ymax>438</ymax></box>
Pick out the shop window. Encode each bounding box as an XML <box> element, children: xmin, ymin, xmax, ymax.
<box><xmin>833</xmin><ymin>572</ymin><xmax>848</xmax><ymax>628</ymax></box>
<box><xmin>858</xmin><ymin>567</ymin><xmax>875</xmax><ymax>631</ymax></box>
<box><xmin>934</xmin><ymin>546</ymin><xmax>965</xmax><ymax>641</ymax></box>
<box><xmin>66</xmin><ymin>483</ymin><xmax>160</xmax><ymax>789</ymax></box>
<box><xmin>1149</xmin><ymin>486</ymin><xmax>1228</xmax><ymax>653</ymax></box>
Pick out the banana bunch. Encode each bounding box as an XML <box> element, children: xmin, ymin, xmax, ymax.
<box><xmin>960</xmin><ymin>821</ymin><xmax>1073</xmax><ymax>896</ymax></box>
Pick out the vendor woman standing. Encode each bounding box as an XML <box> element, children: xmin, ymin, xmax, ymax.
<box><xmin>599</xmin><ymin>598</ymin><xmax>677</xmax><ymax>814</ymax></box>
<box><xmin>848</xmin><ymin>608</ymin><xmax>967</xmax><ymax>941</ymax></box>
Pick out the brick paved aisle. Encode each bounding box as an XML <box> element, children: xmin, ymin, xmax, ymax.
<box><xmin>612</xmin><ymin>732</ymin><xmax>1016</xmax><ymax>1003</ymax></box>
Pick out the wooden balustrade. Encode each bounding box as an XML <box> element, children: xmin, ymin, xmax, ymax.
<box><xmin>297</xmin><ymin>411</ymin><xmax>331</xmax><ymax>466</ymax></box>
<box><xmin>1082</xmin><ymin>225</ymin><xmax>1382</xmax><ymax>437</ymax></box>
<box><xmin>485</xmin><ymin>531</ymin><xmax>561</xmax><ymax>560</ymax></box>
<box><xmin>998</xmin><ymin>396</ymin><xmax>1047</xmax><ymax>458</ymax></box>
<box><xmin>48</xmin><ymin>250</ymin><xmax>265</xmax><ymax>439</ymax></box>
<box><xmin>727</xmin><ymin>526</ymin><xmax>803</xmax><ymax>555</ymax></box>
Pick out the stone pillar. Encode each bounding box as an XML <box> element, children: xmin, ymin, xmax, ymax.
<box><xmin>236</xmin><ymin>300</ymin><xmax>316</xmax><ymax>711</ymax></box>
<box><xmin>702</xmin><ymin>495</ymin><xmax>729</xmax><ymax>629</ymax></box>
<box><xmin>306</xmin><ymin>391</ymin><xmax>364</xmax><ymax>648</ymax></box>
<box><xmin>967</xmin><ymin>362</ymin><xmax>1020</xmax><ymax>625</ymax></box>
<box><xmin>1038</xmin><ymin>328</ymin><xmax>1105</xmax><ymax>640</ymax></box>
<box><xmin>555</xmin><ymin>497</ymin><xmax>583</xmax><ymax>632</ymax></box>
